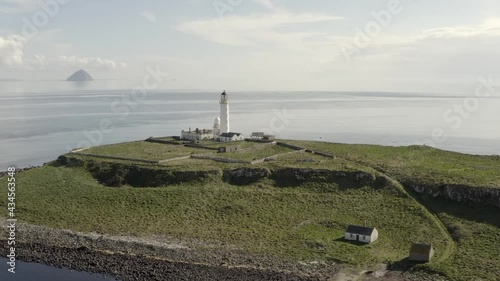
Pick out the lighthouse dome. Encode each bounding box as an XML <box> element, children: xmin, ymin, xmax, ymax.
<box><xmin>214</xmin><ymin>117</ymin><xmax>220</xmax><ymax>125</ymax></box>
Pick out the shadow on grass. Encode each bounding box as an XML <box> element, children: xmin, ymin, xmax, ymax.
<box><xmin>332</xmin><ymin>237</ymin><xmax>370</xmax><ymax>246</ymax></box>
<box><xmin>387</xmin><ymin>257</ymin><xmax>424</xmax><ymax>271</ymax></box>
<box><xmin>387</xmin><ymin>257</ymin><xmax>447</xmax><ymax>278</ymax></box>
<box><xmin>405</xmin><ymin>187</ymin><xmax>500</xmax><ymax>229</ymax></box>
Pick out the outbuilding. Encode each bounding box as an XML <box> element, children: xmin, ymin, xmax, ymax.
<box><xmin>181</xmin><ymin>128</ymin><xmax>214</xmax><ymax>141</ymax></box>
<box><xmin>218</xmin><ymin>145</ymin><xmax>240</xmax><ymax>153</ymax></box>
<box><xmin>344</xmin><ymin>225</ymin><xmax>378</xmax><ymax>243</ymax></box>
<box><xmin>263</xmin><ymin>134</ymin><xmax>275</xmax><ymax>141</ymax></box>
<box><xmin>219</xmin><ymin>132</ymin><xmax>245</xmax><ymax>142</ymax></box>
<box><xmin>251</xmin><ymin>132</ymin><xmax>265</xmax><ymax>139</ymax></box>
<box><xmin>409</xmin><ymin>243</ymin><xmax>435</xmax><ymax>262</ymax></box>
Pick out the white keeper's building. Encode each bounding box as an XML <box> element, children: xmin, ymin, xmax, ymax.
<box><xmin>180</xmin><ymin>90</ymin><xmax>244</xmax><ymax>142</ymax></box>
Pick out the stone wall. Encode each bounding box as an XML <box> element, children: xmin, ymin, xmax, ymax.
<box><xmin>71</xmin><ymin>152</ymin><xmax>159</xmax><ymax>164</ymax></box>
<box><xmin>190</xmin><ymin>155</ymin><xmax>251</xmax><ymax>164</ymax></box>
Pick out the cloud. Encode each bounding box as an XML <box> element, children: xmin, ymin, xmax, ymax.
<box><xmin>326</xmin><ymin>18</ymin><xmax>500</xmax><ymax>65</ymax></box>
<box><xmin>0</xmin><ymin>33</ymin><xmax>126</xmax><ymax>71</ymax></box>
<box><xmin>253</xmin><ymin>0</ymin><xmax>275</xmax><ymax>10</ymax></box>
<box><xmin>141</xmin><ymin>11</ymin><xmax>156</xmax><ymax>23</ymax></box>
<box><xmin>421</xmin><ymin>18</ymin><xmax>500</xmax><ymax>39</ymax></box>
<box><xmin>176</xmin><ymin>12</ymin><xmax>343</xmax><ymax>46</ymax></box>
<box><xmin>30</xmin><ymin>55</ymin><xmax>127</xmax><ymax>70</ymax></box>
<box><xmin>305</xmin><ymin>17</ymin><xmax>500</xmax><ymax>84</ymax></box>
<box><xmin>0</xmin><ymin>0</ymin><xmax>41</xmax><ymax>13</ymax></box>
<box><xmin>0</xmin><ymin>35</ymin><xmax>25</xmax><ymax>66</ymax></box>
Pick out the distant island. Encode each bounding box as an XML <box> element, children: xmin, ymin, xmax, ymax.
<box><xmin>66</xmin><ymin>69</ymin><xmax>93</xmax><ymax>81</ymax></box>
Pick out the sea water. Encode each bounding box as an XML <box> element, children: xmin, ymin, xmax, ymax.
<box><xmin>0</xmin><ymin>257</ymin><xmax>117</xmax><ymax>281</ymax></box>
<box><xmin>1</xmin><ymin>81</ymin><xmax>499</xmax><ymax>170</ymax></box>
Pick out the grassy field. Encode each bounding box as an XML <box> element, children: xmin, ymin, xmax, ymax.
<box><xmin>414</xmin><ymin>194</ymin><xmax>500</xmax><ymax>281</ymax></box>
<box><xmin>1</xmin><ymin>165</ymin><xmax>447</xmax><ymax>266</ymax></box>
<box><xmin>255</xmin><ymin>151</ymin><xmax>372</xmax><ymax>173</ymax></box>
<box><xmin>194</xmin><ymin>140</ymin><xmax>258</xmax><ymax>149</ymax></box>
<box><xmin>285</xmin><ymin>140</ymin><xmax>500</xmax><ymax>188</ymax></box>
<box><xmin>219</xmin><ymin>144</ymin><xmax>294</xmax><ymax>161</ymax></box>
<box><xmin>2</xmin><ymin>139</ymin><xmax>499</xmax><ymax>280</ymax></box>
<box><xmin>83</xmin><ymin>141</ymin><xmax>216</xmax><ymax>161</ymax></box>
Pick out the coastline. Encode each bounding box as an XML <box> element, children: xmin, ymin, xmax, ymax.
<box><xmin>0</xmin><ymin>221</ymin><xmax>334</xmax><ymax>281</ymax></box>
<box><xmin>0</xmin><ymin>166</ymin><xmax>39</xmax><ymax>179</ymax></box>
<box><xmin>0</xmin><ymin>221</ymin><xmax>447</xmax><ymax>281</ymax></box>
<box><xmin>2</xmin><ymin>139</ymin><xmax>497</xmax><ymax>280</ymax></box>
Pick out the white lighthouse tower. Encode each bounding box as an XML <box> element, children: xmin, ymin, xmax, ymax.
<box><xmin>219</xmin><ymin>90</ymin><xmax>230</xmax><ymax>133</ymax></box>
<box><xmin>213</xmin><ymin>117</ymin><xmax>221</xmax><ymax>135</ymax></box>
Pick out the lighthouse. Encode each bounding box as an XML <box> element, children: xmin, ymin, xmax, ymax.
<box><xmin>213</xmin><ymin>117</ymin><xmax>221</xmax><ymax>135</ymax></box>
<box><xmin>180</xmin><ymin>90</ymin><xmax>244</xmax><ymax>142</ymax></box>
<box><xmin>219</xmin><ymin>90</ymin><xmax>230</xmax><ymax>133</ymax></box>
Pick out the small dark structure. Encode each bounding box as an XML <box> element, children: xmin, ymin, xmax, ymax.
<box><xmin>250</xmin><ymin>132</ymin><xmax>275</xmax><ymax>141</ymax></box>
<box><xmin>263</xmin><ymin>134</ymin><xmax>275</xmax><ymax>141</ymax></box>
<box><xmin>218</xmin><ymin>145</ymin><xmax>240</xmax><ymax>153</ymax></box>
<box><xmin>344</xmin><ymin>225</ymin><xmax>378</xmax><ymax>243</ymax></box>
<box><xmin>409</xmin><ymin>243</ymin><xmax>435</xmax><ymax>262</ymax></box>
<box><xmin>251</xmin><ymin>132</ymin><xmax>265</xmax><ymax>139</ymax></box>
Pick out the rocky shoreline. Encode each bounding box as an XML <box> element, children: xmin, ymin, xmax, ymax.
<box><xmin>11</xmin><ymin>242</ymin><xmax>319</xmax><ymax>281</ymax></box>
<box><xmin>0</xmin><ymin>166</ymin><xmax>38</xmax><ymax>179</ymax></box>
<box><xmin>0</xmin><ymin>221</ymin><xmax>450</xmax><ymax>281</ymax></box>
<box><xmin>0</xmin><ymin>221</ymin><xmax>336</xmax><ymax>281</ymax></box>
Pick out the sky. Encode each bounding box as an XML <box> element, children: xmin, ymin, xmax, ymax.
<box><xmin>1</xmin><ymin>0</ymin><xmax>500</xmax><ymax>93</ymax></box>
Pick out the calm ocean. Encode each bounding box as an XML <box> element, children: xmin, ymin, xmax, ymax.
<box><xmin>0</xmin><ymin>80</ymin><xmax>499</xmax><ymax>279</ymax></box>
<box><xmin>0</xmin><ymin>258</ymin><xmax>117</xmax><ymax>281</ymax></box>
<box><xmin>1</xmin><ymin>81</ymin><xmax>499</xmax><ymax>170</ymax></box>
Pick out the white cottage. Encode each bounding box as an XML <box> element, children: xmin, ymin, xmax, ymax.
<box><xmin>219</xmin><ymin>132</ymin><xmax>245</xmax><ymax>142</ymax></box>
<box><xmin>344</xmin><ymin>225</ymin><xmax>378</xmax><ymax>244</ymax></box>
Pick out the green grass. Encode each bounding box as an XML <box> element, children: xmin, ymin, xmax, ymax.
<box><xmin>217</xmin><ymin>144</ymin><xmax>295</xmax><ymax>161</ymax></box>
<box><xmin>2</xmin><ymin>165</ymin><xmax>446</xmax><ymax>266</ymax></box>
<box><xmin>150</xmin><ymin>136</ymin><xmax>179</xmax><ymax>142</ymax></box>
<box><xmin>195</xmin><ymin>140</ymin><xmax>258</xmax><ymax>149</ymax></box>
<box><xmin>2</xmin><ymin>139</ymin><xmax>499</xmax><ymax>280</ymax></box>
<box><xmin>285</xmin><ymin>140</ymin><xmax>500</xmax><ymax>188</ymax></box>
<box><xmin>415</xmin><ymin>195</ymin><xmax>500</xmax><ymax>281</ymax></box>
<box><xmin>83</xmin><ymin>141</ymin><xmax>215</xmax><ymax>161</ymax></box>
<box><xmin>270</xmin><ymin>152</ymin><xmax>365</xmax><ymax>170</ymax></box>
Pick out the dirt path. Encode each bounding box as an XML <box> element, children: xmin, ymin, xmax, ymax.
<box><xmin>328</xmin><ymin>154</ymin><xmax>456</xmax><ymax>266</ymax></box>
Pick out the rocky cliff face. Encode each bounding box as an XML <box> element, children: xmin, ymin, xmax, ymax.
<box><xmin>223</xmin><ymin>168</ymin><xmax>271</xmax><ymax>185</ymax></box>
<box><xmin>404</xmin><ymin>181</ymin><xmax>500</xmax><ymax>208</ymax></box>
<box><xmin>56</xmin><ymin>155</ymin><xmax>499</xmax><ymax>207</ymax></box>
<box><xmin>57</xmin><ymin>155</ymin><xmax>220</xmax><ymax>187</ymax></box>
<box><xmin>270</xmin><ymin>168</ymin><xmax>384</xmax><ymax>189</ymax></box>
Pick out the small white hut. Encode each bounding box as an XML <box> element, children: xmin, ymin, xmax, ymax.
<box><xmin>344</xmin><ymin>225</ymin><xmax>378</xmax><ymax>244</ymax></box>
